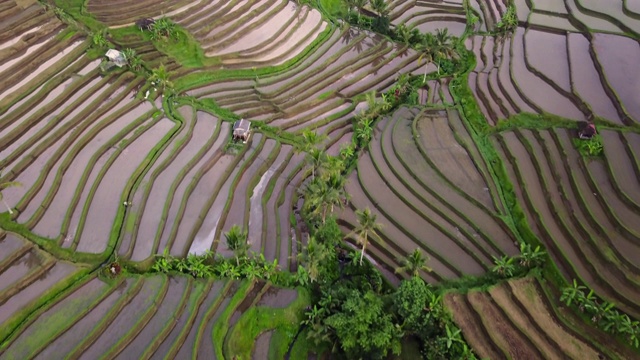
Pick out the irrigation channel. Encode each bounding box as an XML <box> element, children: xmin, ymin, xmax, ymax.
<box><xmin>0</xmin><ymin>0</ymin><xmax>639</xmax><ymax>358</ymax></box>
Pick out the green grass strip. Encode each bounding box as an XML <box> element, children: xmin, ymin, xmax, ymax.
<box><xmin>211</xmin><ymin>281</ymin><xmax>253</xmax><ymax>359</ymax></box>
<box><xmin>226</xmin><ymin>287</ymin><xmax>310</xmax><ymax>359</ymax></box>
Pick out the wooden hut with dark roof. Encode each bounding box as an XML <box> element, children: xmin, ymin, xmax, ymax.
<box><xmin>578</xmin><ymin>122</ymin><xmax>597</xmax><ymax>139</ymax></box>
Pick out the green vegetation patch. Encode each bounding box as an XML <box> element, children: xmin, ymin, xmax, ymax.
<box><xmin>226</xmin><ymin>287</ymin><xmax>310</xmax><ymax>359</ymax></box>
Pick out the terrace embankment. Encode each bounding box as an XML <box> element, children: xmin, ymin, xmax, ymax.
<box><xmin>445</xmin><ymin>277</ymin><xmax>636</xmax><ymax>359</ymax></box>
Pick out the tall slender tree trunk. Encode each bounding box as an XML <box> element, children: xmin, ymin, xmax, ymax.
<box><xmin>360</xmin><ymin>238</ymin><xmax>367</xmax><ymax>265</ymax></box>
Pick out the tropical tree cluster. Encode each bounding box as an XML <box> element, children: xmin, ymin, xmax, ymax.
<box><xmin>341</xmin><ymin>0</ymin><xmax>390</xmax><ymax>32</ymax></box>
<box><xmin>491</xmin><ymin>243</ymin><xmax>546</xmax><ymax>278</ymax></box>
<box><xmin>561</xmin><ymin>280</ymin><xmax>640</xmax><ymax>348</ymax></box>
<box><xmin>299</xmin><ymin>217</ymin><xmax>476</xmax><ymax>359</ymax></box>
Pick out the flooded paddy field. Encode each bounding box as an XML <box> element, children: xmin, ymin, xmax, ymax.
<box><xmin>0</xmin><ymin>0</ymin><xmax>639</xmax><ymax>358</ymax></box>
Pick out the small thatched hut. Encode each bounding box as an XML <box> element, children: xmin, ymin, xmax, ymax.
<box><xmin>232</xmin><ymin>119</ymin><xmax>251</xmax><ymax>143</ymax></box>
<box><xmin>136</xmin><ymin>18</ymin><xmax>156</xmax><ymax>31</ymax></box>
<box><xmin>578</xmin><ymin>122</ymin><xmax>597</xmax><ymax>139</ymax></box>
<box><xmin>105</xmin><ymin>49</ymin><xmax>127</xmax><ymax>68</ymax></box>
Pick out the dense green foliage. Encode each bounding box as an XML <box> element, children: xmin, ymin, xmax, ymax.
<box><xmin>561</xmin><ymin>280</ymin><xmax>640</xmax><ymax>347</ymax></box>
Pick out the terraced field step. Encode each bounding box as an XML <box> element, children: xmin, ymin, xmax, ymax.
<box><xmin>340</xmin><ymin>106</ymin><xmax>518</xmax><ymax>284</ymax></box>
<box><xmin>493</xmin><ymin>127</ymin><xmax>640</xmax><ymax>318</ymax></box>
<box><xmin>445</xmin><ymin>277</ymin><xmax>636</xmax><ymax>359</ymax></box>
<box><xmin>0</xmin><ymin>274</ymin><xmax>307</xmax><ymax>358</ymax></box>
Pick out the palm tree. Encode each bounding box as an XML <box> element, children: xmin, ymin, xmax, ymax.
<box><xmin>319</xmin><ymin>155</ymin><xmax>345</xmax><ymax>180</ymax></box>
<box><xmin>394</xmin><ymin>24</ymin><xmax>412</xmax><ymax>44</ymax></box>
<box><xmin>300</xmin><ymin>236</ymin><xmax>332</xmax><ymax>282</ymax></box>
<box><xmin>348</xmin><ymin>207</ymin><xmax>383</xmax><ymax>265</ymax></box>
<box><xmin>352</xmin><ymin>0</ymin><xmax>367</xmax><ymax>11</ymax></box>
<box><xmin>396</xmin><ymin>249</ymin><xmax>432</xmax><ymax>276</ymax></box>
<box><xmin>304</xmin><ymin>147</ymin><xmax>327</xmax><ymax>180</ymax></box>
<box><xmin>370</xmin><ymin>0</ymin><xmax>389</xmax><ymax>17</ymax></box>
<box><xmin>149</xmin><ymin>64</ymin><xmax>174</xmax><ymax>92</ymax></box>
<box><xmin>299</xmin><ymin>129</ymin><xmax>327</xmax><ymax>152</ymax></box>
<box><xmin>0</xmin><ymin>172</ymin><xmax>21</xmax><ymax>215</ymax></box>
<box><xmin>225</xmin><ymin>225</ymin><xmax>250</xmax><ymax>266</ymax></box>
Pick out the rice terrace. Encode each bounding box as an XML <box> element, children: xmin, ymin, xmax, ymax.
<box><xmin>0</xmin><ymin>0</ymin><xmax>640</xmax><ymax>358</ymax></box>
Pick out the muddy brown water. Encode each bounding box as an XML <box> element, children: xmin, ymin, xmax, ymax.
<box><xmin>4</xmin><ymin>276</ymin><xmax>108</xmax><ymax>359</ymax></box>
<box><xmin>0</xmin><ymin>249</ymin><xmax>42</xmax><ymax>292</ymax></box>
<box><xmin>256</xmin><ymin>287</ymin><xmax>297</xmax><ymax>308</ymax></box>
<box><xmin>130</xmin><ymin>118</ymin><xmax>227</xmax><ymax>259</ymax></box>
<box><xmin>153</xmin><ymin>122</ymin><xmax>230</xmax><ymax>258</ymax></box>
<box><xmin>248</xmin><ymin>145</ymin><xmax>290</xmax><ymax>255</ymax></box>
<box><xmin>174</xmin><ymin>280</ymin><xmax>225</xmax><ymax>360</ymax></box>
<box><xmin>600</xmin><ymin>130</ymin><xmax>640</xmax><ymax>208</ymax></box>
<box><xmin>126</xmin><ymin>110</ymin><xmax>215</xmax><ymax>259</ymax></box>
<box><xmin>501</xmin><ymin>129</ymin><xmax>640</xmax><ymax>317</ymax></box>
<box><xmin>591</xmin><ymin>33</ymin><xmax>640</xmax><ymax>123</ymax></box>
<box><xmin>525</xmin><ymin>29</ymin><xmax>572</xmax><ymax>92</ymax></box>
<box><xmin>344</xmin><ymin>168</ymin><xmax>459</xmax><ymax>280</ymax></box>
<box><xmin>357</xmin><ymin>138</ymin><xmax>486</xmax><ymax>275</ymax></box>
<box><xmin>252</xmin><ymin>329</ymin><xmax>272</xmax><ymax>360</ymax></box>
<box><xmin>75</xmin><ymin>117</ymin><xmax>174</xmax><ymax>254</ymax></box>
<box><xmin>370</xmin><ymin>120</ymin><xmax>496</xmax><ymax>266</ymax></box>
<box><xmin>511</xmin><ymin>29</ymin><xmax>584</xmax><ymax>120</ymax></box>
<box><xmin>25</xmin><ymin>90</ymin><xmax>144</xmax><ymax>237</ymax></box>
<box><xmin>116</xmin><ymin>276</ymin><xmax>189</xmax><ymax>359</ymax></box>
<box><xmin>196</xmin><ymin>282</ymin><xmax>237</xmax><ymax>359</ymax></box>
<box><xmin>0</xmin><ymin>233</ymin><xmax>25</xmax><ymax>262</ymax></box>
<box><xmin>228</xmin><ymin>281</ymin><xmax>265</xmax><ymax>328</ymax></box>
<box><xmin>0</xmin><ymin>261</ymin><xmax>75</xmax><ymax>325</ymax></box>
<box><xmin>388</xmin><ymin>109</ymin><xmax>517</xmax><ymax>255</ymax></box>
<box><xmin>567</xmin><ymin>33</ymin><xmax>622</xmax><ymax>124</ymax></box>
<box><xmin>178</xmin><ymin>134</ymin><xmax>263</xmax><ymax>257</ymax></box>
<box><xmin>223</xmin><ymin>139</ymin><xmax>277</xmax><ymax>252</ymax></box>
<box><xmin>150</xmin><ymin>280</ymin><xmax>210</xmax><ymax>359</ymax></box>
<box><xmin>81</xmin><ymin>276</ymin><xmax>166</xmax><ymax>359</ymax></box>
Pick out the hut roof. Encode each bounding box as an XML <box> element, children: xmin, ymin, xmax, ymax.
<box><xmin>105</xmin><ymin>49</ymin><xmax>127</xmax><ymax>67</ymax></box>
<box><xmin>233</xmin><ymin>119</ymin><xmax>250</xmax><ymax>133</ymax></box>
<box><xmin>579</xmin><ymin>122</ymin><xmax>597</xmax><ymax>139</ymax></box>
<box><xmin>136</xmin><ymin>18</ymin><xmax>156</xmax><ymax>30</ymax></box>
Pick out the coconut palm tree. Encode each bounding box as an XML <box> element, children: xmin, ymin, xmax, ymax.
<box><xmin>370</xmin><ymin>0</ymin><xmax>389</xmax><ymax>17</ymax></box>
<box><xmin>225</xmin><ymin>225</ymin><xmax>250</xmax><ymax>266</ymax></box>
<box><xmin>300</xmin><ymin>236</ymin><xmax>332</xmax><ymax>282</ymax></box>
<box><xmin>300</xmin><ymin>129</ymin><xmax>327</xmax><ymax>152</ymax></box>
<box><xmin>305</xmin><ymin>147</ymin><xmax>327</xmax><ymax>180</ymax></box>
<box><xmin>0</xmin><ymin>172</ymin><xmax>21</xmax><ymax>215</ymax></box>
<box><xmin>349</xmin><ymin>207</ymin><xmax>383</xmax><ymax>265</ymax></box>
<box><xmin>319</xmin><ymin>155</ymin><xmax>345</xmax><ymax>180</ymax></box>
<box><xmin>149</xmin><ymin>64</ymin><xmax>174</xmax><ymax>92</ymax></box>
<box><xmin>396</xmin><ymin>249</ymin><xmax>432</xmax><ymax>276</ymax></box>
